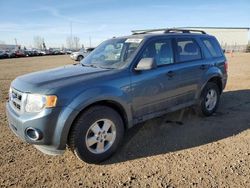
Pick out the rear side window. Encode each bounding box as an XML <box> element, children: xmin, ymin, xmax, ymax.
<box><xmin>202</xmin><ymin>38</ymin><xmax>223</xmax><ymax>57</ymax></box>
<box><xmin>175</xmin><ymin>38</ymin><xmax>202</xmax><ymax>62</ymax></box>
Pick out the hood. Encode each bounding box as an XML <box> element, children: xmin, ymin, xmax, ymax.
<box><xmin>12</xmin><ymin>64</ymin><xmax>110</xmax><ymax>93</ymax></box>
<box><xmin>72</xmin><ymin>52</ymin><xmax>79</xmax><ymax>55</ymax></box>
<box><xmin>72</xmin><ymin>51</ymin><xmax>83</xmax><ymax>55</ymax></box>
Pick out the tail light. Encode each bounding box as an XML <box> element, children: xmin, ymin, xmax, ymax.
<box><xmin>224</xmin><ymin>61</ymin><xmax>228</xmax><ymax>73</ymax></box>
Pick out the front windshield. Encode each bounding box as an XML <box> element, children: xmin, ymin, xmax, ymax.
<box><xmin>81</xmin><ymin>38</ymin><xmax>143</xmax><ymax>69</ymax></box>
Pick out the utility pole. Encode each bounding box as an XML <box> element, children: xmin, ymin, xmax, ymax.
<box><xmin>14</xmin><ymin>38</ymin><xmax>19</xmax><ymax>49</ymax></box>
<box><xmin>70</xmin><ymin>22</ymin><xmax>73</xmax><ymax>49</ymax></box>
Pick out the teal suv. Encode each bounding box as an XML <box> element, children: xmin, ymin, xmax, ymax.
<box><xmin>6</xmin><ymin>29</ymin><xmax>228</xmax><ymax>163</ymax></box>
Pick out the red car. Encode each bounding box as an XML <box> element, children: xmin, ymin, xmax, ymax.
<box><xmin>14</xmin><ymin>50</ymin><xmax>26</xmax><ymax>57</ymax></box>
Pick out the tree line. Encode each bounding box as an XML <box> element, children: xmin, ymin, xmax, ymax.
<box><xmin>33</xmin><ymin>36</ymin><xmax>81</xmax><ymax>50</ymax></box>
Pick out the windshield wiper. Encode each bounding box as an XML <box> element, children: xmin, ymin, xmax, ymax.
<box><xmin>81</xmin><ymin>63</ymin><xmax>99</xmax><ymax>68</ymax></box>
<box><xmin>99</xmin><ymin>66</ymin><xmax>115</xmax><ymax>69</ymax></box>
<box><xmin>81</xmin><ymin>63</ymin><xmax>115</xmax><ymax>69</ymax></box>
<box><xmin>81</xmin><ymin>63</ymin><xmax>91</xmax><ymax>67</ymax></box>
<box><xmin>89</xmin><ymin>64</ymin><xmax>99</xmax><ymax>68</ymax></box>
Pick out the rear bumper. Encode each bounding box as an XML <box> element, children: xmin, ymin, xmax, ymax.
<box><xmin>222</xmin><ymin>74</ymin><xmax>228</xmax><ymax>91</ymax></box>
<box><xmin>6</xmin><ymin>101</ymin><xmax>68</xmax><ymax>155</ymax></box>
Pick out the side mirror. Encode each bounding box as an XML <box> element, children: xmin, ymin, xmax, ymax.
<box><xmin>135</xmin><ymin>58</ymin><xmax>157</xmax><ymax>71</ymax></box>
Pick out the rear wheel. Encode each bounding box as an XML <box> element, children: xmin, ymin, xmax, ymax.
<box><xmin>197</xmin><ymin>82</ymin><xmax>220</xmax><ymax>116</ymax></box>
<box><xmin>68</xmin><ymin>105</ymin><xmax>124</xmax><ymax>163</ymax></box>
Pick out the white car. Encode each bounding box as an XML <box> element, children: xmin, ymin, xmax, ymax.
<box><xmin>70</xmin><ymin>48</ymin><xmax>95</xmax><ymax>61</ymax></box>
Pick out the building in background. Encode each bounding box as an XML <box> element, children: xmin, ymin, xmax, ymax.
<box><xmin>184</xmin><ymin>27</ymin><xmax>250</xmax><ymax>52</ymax></box>
<box><xmin>0</xmin><ymin>44</ymin><xmax>19</xmax><ymax>51</ymax></box>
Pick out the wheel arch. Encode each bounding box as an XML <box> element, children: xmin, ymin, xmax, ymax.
<box><xmin>76</xmin><ymin>100</ymin><xmax>128</xmax><ymax>128</ymax></box>
<box><xmin>77</xmin><ymin>55</ymin><xmax>84</xmax><ymax>61</ymax></box>
<box><xmin>196</xmin><ymin>77</ymin><xmax>222</xmax><ymax>116</ymax></box>
<box><xmin>200</xmin><ymin>74</ymin><xmax>223</xmax><ymax>96</ymax></box>
<box><xmin>207</xmin><ymin>76</ymin><xmax>223</xmax><ymax>94</ymax></box>
<box><xmin>66</xmin><ymin>100</ymin><xmax>129</xmax><ymax>144</ymax></box>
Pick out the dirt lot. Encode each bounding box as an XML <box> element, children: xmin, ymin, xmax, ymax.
<box><xmin>0</xmin><ymin>54</ymin><xmax>249</xmax><ymax>187</ymax></box>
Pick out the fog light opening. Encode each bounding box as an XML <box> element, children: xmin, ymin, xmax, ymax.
<box><xmin>25</xmin><ymin>128</ymin><xmax>42</xmax><ymax>141</ymax></box>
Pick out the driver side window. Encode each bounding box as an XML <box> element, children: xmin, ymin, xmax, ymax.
<box><xmin>141</xmin><ymin>39</ymin><xmax>174</xmax><ymax>66</ymax></box>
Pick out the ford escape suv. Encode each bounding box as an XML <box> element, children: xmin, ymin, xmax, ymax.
<box><xmin>6</xmin><ymin>28</ymin><xmax>228</xmax><ymax>163</ymax></box>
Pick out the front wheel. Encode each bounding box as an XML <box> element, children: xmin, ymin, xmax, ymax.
<box><xmin>77</xmin><ymin>55</ymin><xmax>84</xmax><ymax>61</ymax></box>
<box><xmin>68</xmin><ymin>106</ymin><xmax>124</xmax><ymax>163</ymax></box>
<box><xmin>197</xmin><ymin>82</ymin><xmax>220</xmax><ymax>116</ymax></box>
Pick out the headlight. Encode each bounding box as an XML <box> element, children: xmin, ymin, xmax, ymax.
<box><xmin>25</xmin><ymin>94</ymin><xmax>57</xmax><ymax>113</ymax></box>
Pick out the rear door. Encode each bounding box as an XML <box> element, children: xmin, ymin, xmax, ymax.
<box><xmin>171</xmin><ymin>37</ymin><xmax>207</xmax><ymax>105</ymax></box>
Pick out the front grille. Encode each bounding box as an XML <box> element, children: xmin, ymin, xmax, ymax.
<box><xmin>9</xmin><ymin>88</ymin><xmax>27</xmax><ymax>113</ymax></box>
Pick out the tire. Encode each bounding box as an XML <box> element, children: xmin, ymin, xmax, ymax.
<box><xmin>68</xmin><ymin>105</ymin><xmax>124</xmax><ymax>163</ymax></box>
<box><xmin>77</xmin><ymin>55</ymin><xmax>83</xmax><ymax>61</ymax></box>
<box><xmin>197</xmin><ymin>82</ymin><xmax>220</xmax><ymax>116</ymax></box>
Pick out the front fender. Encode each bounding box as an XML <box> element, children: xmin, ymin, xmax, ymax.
<box><xmin>68</xmin><ymin>86</ymin><xmax>130</xmax><ymax>112</ymax></box>
<box><xmin>54</xmin><ymin>86</ymin><xmax>132</xmax><ymax>150</ymax></box>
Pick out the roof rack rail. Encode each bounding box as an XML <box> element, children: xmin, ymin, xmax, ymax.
<box><xmin>132</xmin><ymin>28</ymin><xmax>168</xmax><ymax>34</ymax></box>
<box><xmin>131</xmin><ymin>28</ymin><xmax>206</xmax><ymax>35</ymax></box>
<box><xmin>165</xmin><ymin>28</ymin><xmax>206</xmax><ymax>34</ymax></box>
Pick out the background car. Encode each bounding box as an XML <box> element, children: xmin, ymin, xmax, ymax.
<box><xmin>0</xmin><ymin>50</ymin><xmax>9</xmax><ymax>59</ymax></box>
<box><xmin>70</xmin><ymin>47</ymin><xmax>95</xmax><ymax>61</ymax></box>
<box><xmin>24</xmin><ymin>50</ymin><xmax>34</xmax><ymax>57</ymax></box>
<box><xmin>6</xmin><ymin>50</ymin><xmax>16</xmax><ymax>58</ymax></box>
<box><xmin>14</xmin><ymin>50</ymin><xmax>26</xmax><ymax>57</ymax></box>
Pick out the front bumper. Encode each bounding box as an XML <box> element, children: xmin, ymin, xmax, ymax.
<box><xmin>6</xmin><ymin>101</ymin><xmax>65</xmax><ymax>155</ymax></box>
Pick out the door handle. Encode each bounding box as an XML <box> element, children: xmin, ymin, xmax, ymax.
<box><xmin>166</xmin><ymin>71</ymin><xmax>175</xmax><ymax>77</ymax></box>
<box><xmin>200</xmin><ymin>64</ymin><xmax>207</xmax><ymax>70</ymax></box>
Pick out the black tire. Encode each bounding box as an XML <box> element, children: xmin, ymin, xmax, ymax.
<box><xmin>197</xmin><ymin>82</ymin><xmax>220</xmax><ymax>116</ymax></box>
<box><xmin>68</xmin><ymin>105</ymin><xmax>124</xmax><ymax>164</ymax></box>
<box><xmin>77</xmin><ymin>55</ymin><xmax>84</xmax><ymax>61</ymax></box>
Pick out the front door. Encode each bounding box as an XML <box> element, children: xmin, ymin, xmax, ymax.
<box><xmin>131</xmin><ymin>38</ymin><xmax>179</xmax><ymax>121</ymax></box>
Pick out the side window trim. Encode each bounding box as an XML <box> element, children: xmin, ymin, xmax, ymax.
<box><xmin>171</xmin><ymin>38</ymin><xmax>177</xmax><ymax>64</ymax></box>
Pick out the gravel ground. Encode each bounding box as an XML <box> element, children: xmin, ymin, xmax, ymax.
<box><xmin>0</xmin><ymin>54</ymin><xmax>249</xmax><ymax>187</ymax></box>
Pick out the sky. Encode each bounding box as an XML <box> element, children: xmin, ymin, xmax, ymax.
<box><xmin>0</xmin><ymin>0</ymin><xmax>249</xmax><ymax>48</ymax></box>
